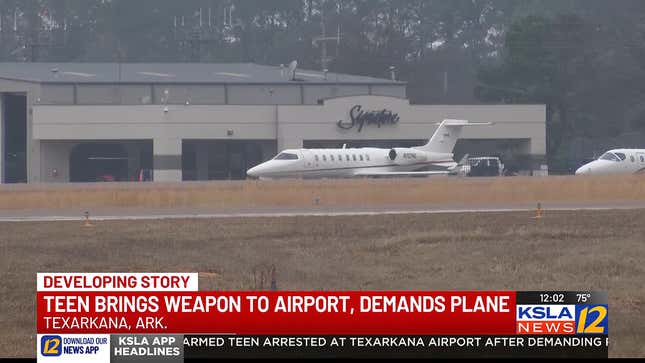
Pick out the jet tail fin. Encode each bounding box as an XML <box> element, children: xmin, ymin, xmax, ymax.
<box><xmin>414</xmin><ymin>119</ymin><xmax>492</xmax><ymax>154</ymax></box>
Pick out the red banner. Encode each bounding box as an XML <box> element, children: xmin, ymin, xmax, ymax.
<box><xmin>37</xmin><ymin>291</ymin><xmax>516</xmax><ymax>335</ymax></box>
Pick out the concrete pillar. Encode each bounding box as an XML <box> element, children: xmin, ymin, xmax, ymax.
<box><xmin>196</xmin><ymin>141</ymin><xmax>209</xmax><ymax>180</ymax></box>
<box><xmin>277</xmin><ymin>138</ymin><xmax>302</xmax><ymax>152</ymax></box>
<box><xmin>153</xmin><ymin>138</ymin><xmax>182</xmax><ymax>182</ymax></box>
<box><xmin>274</xmin><ymin>105</ymin><xmax>302</xmax><ymax>152</ymax></box>
<box><xmin>39</xmin><ymin>142</ymin><xmax>75</xmax><ymax>183</ymax></box>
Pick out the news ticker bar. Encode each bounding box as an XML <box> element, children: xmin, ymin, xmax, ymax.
<box><xmin>183</xmin><ymin>334</ymin><xmax>608</xmax><ymax>359</ymax></box>
<box><xmin>38</xmin><ymin>291</ymin><xmax>609</xmax><ymax>335</ymax></box>
<box><xmin>37</xmin><ymin>334</ymin><xmax>608</xmax><ymax>360</ymax></box>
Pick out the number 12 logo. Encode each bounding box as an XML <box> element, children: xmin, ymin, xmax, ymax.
<box><xmin>41</xmin><ymin>335</ymin><xmax>62</xmax><ymax>356</ymax></box>
<box><xmin>576</xmin><ymin>305</ymin><xmax>608</xmax><ymax>334</ymax></box>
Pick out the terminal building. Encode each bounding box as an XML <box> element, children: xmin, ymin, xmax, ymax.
<box><xmin>0</xmin><ymin>62</ymin><xmax>546</xmax><ymax>183</ymax></box>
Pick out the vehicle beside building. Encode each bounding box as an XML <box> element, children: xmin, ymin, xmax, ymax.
<box><xmin>450</xmin><ymin>156</ymin><xmax>505</xmax><ymax>177</ymax></box>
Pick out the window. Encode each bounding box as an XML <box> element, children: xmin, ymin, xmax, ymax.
<box><xmin>599</xmin><ymin>152</ymin><xmax>619</xmax><ymax>162</ymax></box>
<box><xmin>352</xmin><ymin>155</ymin><xmax>357</xmax><ymax>161</ymax></box>
<box><xmin>322</xmin><ymin>155</ymin><xmax>327</xmax><ymax>162</ymax></box>
<box><xmin>641</xmin><ymin>155</ymin><xmax>644</xmax><ymax>162</ymax></box>
<box><xmin>346</xmin><ymin>155</ymin><xmax>350</xmax><ymax>161</ymax></box>
<box><xmin>366</xmin><ymin>154</ymin><xmax>370</xmax><ymax>161</ymax></box>
<box><xmin>631</xmin><ymin>155</ymin><xmax>635</xmax><ymax>162</ymax></box>
<box><xmin>274</xmin><ymin>152</ymin><xmax>299</xmax><ymax>160</ymax></box>
<box><xmin>330</xmin><ymin>155</ymin><xmax>335</xmax><ymax>161</ymax></box>
<box><xmin>315</xmin><ymin>155</ymin><xmax>319</xmax><ymax>162</ymax></box>
<box><xmin>615</xmin><ymin>152</ymin><xmax>627</xmax><ymax>161</ymax></box>
<box><xmin>359</xmin><ymin>155</ymin><xmax>364</xmax><ymax>161</ymax></box>
<box><xmin>339</xmin><ymin>155</ymin><xmax>343</xmax><ymax>161</ymax></box>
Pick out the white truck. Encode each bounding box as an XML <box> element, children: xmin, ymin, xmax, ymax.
<box><xmin>450</xmin><ymin>156</ymin><xmax>504</xmax><ymax>177</ymax></box>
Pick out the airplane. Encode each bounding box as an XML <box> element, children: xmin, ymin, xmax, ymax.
<box><xmin>246</xmin><ymin>119</ymin><xmax>491</xmax><ymax>179</ymax></box>
<box><xmin>575</xmin><ymin>149</ymin><xmax>645</xmax><ymax>175</ymax></box>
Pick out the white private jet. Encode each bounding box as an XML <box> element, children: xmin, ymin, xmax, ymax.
<box><xmin>246</xmin><ymin>119</ymin><xmax>491</xmax><ymax>179</ymax></box>
<box><xmin>575</xmin><ymin>149</ymin><xmax>645</xmax><ymax>175</ymax></box>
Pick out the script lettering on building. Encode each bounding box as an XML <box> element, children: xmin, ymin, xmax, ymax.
<box><xmin>337</xmin><ymin>105</ymin><xmax>400</xmax><ymax>132</ymax></box>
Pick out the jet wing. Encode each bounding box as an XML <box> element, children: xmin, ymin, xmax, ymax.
<box><xmin>353</xmin><ymin>170</ymin><xmax>450</xmax><ymax>177</ymax></box>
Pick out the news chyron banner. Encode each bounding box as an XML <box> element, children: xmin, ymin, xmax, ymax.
<box><xmin>37</xmin><ymin>273</ymin><xmax>608</xmax><ymax>360</ymax></box>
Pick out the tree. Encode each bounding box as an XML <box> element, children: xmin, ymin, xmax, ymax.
<box><xmin>476</xmin><ymin>14</ymin><xmax>596</xmax><ymax>172</ymax></box>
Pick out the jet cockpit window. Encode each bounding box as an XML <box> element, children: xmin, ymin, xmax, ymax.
<box><xmin>615</xmin><ymin>152</ymin><xmax>627</xmax><ymax>161</ymax></box>
<box><xmin>599</xmin><ymin>152</ymin><xmax>620</xmax><ymax>161</ymax></box>
<box><xmin>274</xmin><ymin>152</ymin><xmax>299</xmax><ymax>160</ymax></box>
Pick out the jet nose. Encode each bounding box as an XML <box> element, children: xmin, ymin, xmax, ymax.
<box><xmin>575</xmin><ymin>165</ymin><xmax>590</xmax><ymax>175</ymax></box>
<box><xmin>247</xmin><ymin>162</ymin><xmax>271</xmax><ymax>178</ymax></box>
<box><xmin>246</xmin><ymin>165</ymin><xmax>260</xmax><ymax>178</ymax></box>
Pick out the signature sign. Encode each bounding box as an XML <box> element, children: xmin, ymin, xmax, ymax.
<box><xmin>337</xmin><ymin>105</ymin><xmax>400</xmax><ymax>132</ymax></box>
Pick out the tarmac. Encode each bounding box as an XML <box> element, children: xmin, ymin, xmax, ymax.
<box><xmin>1</xmin><ymin>200</ymin><xmax>645</xmax><ymax>222</ymax></box>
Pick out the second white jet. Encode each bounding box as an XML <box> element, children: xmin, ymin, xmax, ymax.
<box><xmin>575</xmin><ymin>149</ymin><xmax>645</xmax><ymax>175</ymax></box>
<box><xmin>246</xmin><ymin>119</ymin><xmax>490</xmax><ymax>179</ymax></box>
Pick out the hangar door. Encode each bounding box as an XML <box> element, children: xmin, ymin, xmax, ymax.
<box><xmin>70</xmin><ymin>143</ymin><xmax>129</xmax><ymax>182</ymax></box>
<box><xmin>182</xmin><ymin>140</ymin><xmax>273</xmax><ymax>180</ymax></box>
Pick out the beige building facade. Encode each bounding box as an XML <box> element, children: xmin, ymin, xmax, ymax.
<box><xmin>0</xmin><ymin>63</ymin><xmax>546</xmax><ymax>183</ymax></box>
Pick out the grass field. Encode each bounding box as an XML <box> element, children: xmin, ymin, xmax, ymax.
<box><xmin>1</xmin><ymin>209</ymin><xmax>644</xmax><ymax>357</ymax></box>
<box><xmin>1</xmin><ymin>175</ymin><xmax>645</xmax><ymax>210</ymax></box>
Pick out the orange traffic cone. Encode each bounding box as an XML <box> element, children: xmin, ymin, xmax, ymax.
<box><xmin>532</xmin><ymin>203</ymin><xmax>543</xmax><ymax>219</ymax></box>
<box><xmin>83</xmin><ymin>211</ymin><xmax>94</xmax><ymax>227</ymax></box>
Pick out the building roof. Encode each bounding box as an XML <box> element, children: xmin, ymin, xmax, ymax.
<box><xmin>0</xmin><ymin>62</ymin><xmax>404</xmax><ymax>85</ymax></box>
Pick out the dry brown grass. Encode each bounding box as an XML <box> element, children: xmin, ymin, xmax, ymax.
<box><xmin>1</xmin><ymin>210</ymin><xmax>644</xmax><ymax>358</ymax></box>
<box><xmin>1</xmin><ymin>175</ymin><xmax>645</xmax><ymax>210</ymax></box>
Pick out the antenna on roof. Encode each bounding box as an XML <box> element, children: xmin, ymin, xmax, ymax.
<box><xmin>389</xmin><ymin>66</ymin><xmax>397</xmax><ymax>81</ymax></box>
<box><xmin>287</xmin><ymin>60</ymin><xmax>298</xmax><ymax>81</ymax></box>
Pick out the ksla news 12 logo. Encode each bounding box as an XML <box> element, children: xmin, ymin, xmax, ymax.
<box><xmin>41</xmin><ymin>335</ymin><xmax>62</xmax><ymax>356</ymax></box>
<box><xmin>517</xmin><ymin>304</ymin><xmax>608</xmax><ymax>334</ymax></box>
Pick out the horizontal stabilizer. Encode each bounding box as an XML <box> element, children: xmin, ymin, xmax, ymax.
<box><xmin>435</xmin><ymin>119</ymin><xmax>493</xmax><ymax>126</ymax></box>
